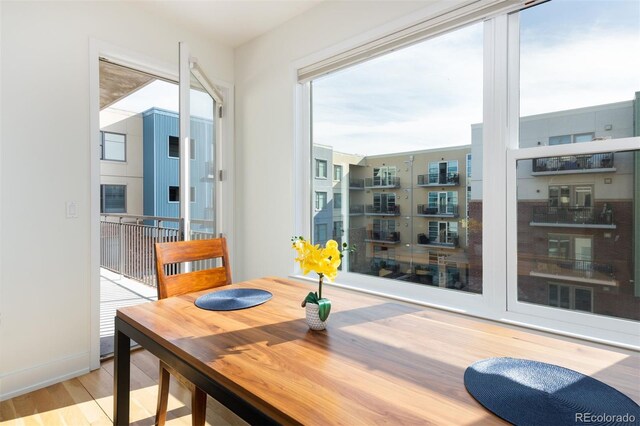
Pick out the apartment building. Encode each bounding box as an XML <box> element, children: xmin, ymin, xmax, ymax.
<box><xmin>99</xmin><ymin>107</ymin><xmax>215</xmax><ymax>233</ymax></box>
<box><xmin>313</xmin><ymin>145</ymin><xmax>472</xmax><ymax>291</ymax></box>
<box><xmin>469</xmin><ymin>94</ymin><xmax>639</xmax><ymax>320</ymax></box>
<box><xmin>313</xmin><ymin>94</ymin><xmax>638</xmax><ymax>320</ymax></box>
<box><xmin>142</xmin><ymin>108</ymin><xmax>215</xmax><ymax>232</ymax></box>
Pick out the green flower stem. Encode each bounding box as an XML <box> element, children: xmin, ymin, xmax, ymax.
<box><xmin>318</xmin><ymin>274</ymin><xmax>324</xmax><ymax>299</ymax></box>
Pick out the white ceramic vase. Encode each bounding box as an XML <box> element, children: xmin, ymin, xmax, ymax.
<box><xmin>305</xmin><ymin>303</ymin><xmax>328</xmax><ymax>331</ymax></box>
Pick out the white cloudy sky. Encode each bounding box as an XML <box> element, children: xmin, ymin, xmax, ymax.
<box><xmin>313</xmin><ymin>0</ymin><xmax>640</xmax><ymax>156</ymax></box>
<box><xmin>109</xmin><ymin>0</ymin><xmax>639</xmax><ymax>155</ymax></box>
<box><xmin>110</xmin><ymin>79</ymin><xmax>214</xmax><ymax>120</ymax></box>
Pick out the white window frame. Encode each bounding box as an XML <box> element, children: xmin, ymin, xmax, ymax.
<box><xmin>292</xmin><ymin>1</ymin><xmax>640</xmax><ymax>349</ymax></box>
<box><xmin>100</xmin><ymin>184</ymin><xmax>127</xmax><ymax>213</ymax></box>
<box><xmin>315</xmin><ymin>159</ymin><xmax>327</xmax><ymax>179</ymax></box>
<box><xmin>334</xmin><ymin>164</ymin><xmax>343</xmax><ymax>181</ymax></box>
<box><xmin>101</xmin><ymin>131</ymin><xmax>126</xmax><ymax>162</ymax></box>
<box><xmin>315</xmin><ymin>191</ymin><xmax>327</xmax><ymax>210</ymax></box>
<box><xmin>333</xmin><ymin>192</ymin><xmax>342</xmax><ymax>209</ymax></box>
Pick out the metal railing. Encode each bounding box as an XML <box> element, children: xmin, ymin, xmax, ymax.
<box><xmin>101</xmin><ymin>214</ymin><xmax>184</xmax><ymax>287</ymax></box>
<box><xmin>534</xmin><ymin>257</ymin><xmax>614</xmax><ymax>280</ymax></box>
<box><xmin>365</xmin><ymin>230</ymin><xmax>400</xmax><ymax>243</ymax></box>
<box><xmin>417</xmin><ymin>172</ymin><xmax>459</xmax><ymax>186</ymax></box>
<box><xmin>365</xmin><ymin>204</ymin><xmax>401</xmax><ymax>215</ymax></box>
<box><xmin>349</xmin><ymin>204</ymin><xmax>365</xmax><ymax>215</ymax></box>
<box><xmin>349</xmin><ymin>178</ymin><xmax>365</xmax><ymax>189</ymax></box>
<box><xmin>531</xmin><ymin>206</ymin><xmax>613</xmax><ymax>225</ymax></box>
<box><xmin>416</xmin><ymin>233</ymin><xmax>459</xmax><ymax>247</ymax></box>
<box><xmin>532</xmin><ymin>152</ymin><xmax>614</xmax><ymax>173</ymax></box>
<box><xmin>417</xmin><ymin>204</ymin><xmax>459</xmax><ymax>217</ymax></box>
<box><xmin>364</xmin><ymin>176</ymin><xmax>401</xmax><ymax>188</ymax></box>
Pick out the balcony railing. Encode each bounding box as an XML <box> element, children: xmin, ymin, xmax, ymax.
<box><xmin>101</xmin><ymin>214</ymin><xmax>216</xmax><ymax>286</ymax></box>
<box><xmin>349</xmin><ymin>204</ymin><xmax>364</xmax><ymax>215</ymax></box>
<box><xmin>417</xmin><ymin>172</ymin><xmax>460</xmax><ymax>186</ymax></box>
<box><xmin>533</xmin><ymin>257</ymin><xmax>614</xmax><ymax>281</ymax></box>
<box><xmin>532</xmin><ymin>152</ymin><xmax>614</xmax><ymax>174</ymax></box>
<box><xmin>531</xmin><ymin>206</ymin><xmax>613</xmax><ymax>226</ymax></box>
<box><xmin>365</xmin><ymin>205</ymin><xmax>401</xmax><ymax>216</ymax></box>
<box><xmin>364</xmin><ymin>176</ymin><xmax>401</xmax><ymax>188</ymax></box>
<box><xmin>101</xmin><ymin>214</ymin><xmax>183</xmax><ymax>287</ymax></box>
<box><xmin>365</xmin><ymin>231</ymin><xmax>400</xmax><ymax>243</ymax></box>
<box><xmin>349</xmin><ymin>178</ymin><xmax>365</xmax><ymax>189</ymax></box>
<box><xmin>417</xmin><ymin>204</ymin><xmax>459</xmax><ymax>217</ymax></box>
<box><xmin>416</xmin><ymin>233</ymin><xmax>459</xmax><ymax>248</ymax></box>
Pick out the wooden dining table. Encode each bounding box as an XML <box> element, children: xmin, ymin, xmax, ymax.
<box><xmin>113</xmin><ymin>276</ymin><xmax>638</xmax><ymax>425</ymax></box>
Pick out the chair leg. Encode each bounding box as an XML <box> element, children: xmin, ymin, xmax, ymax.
<box><xmin>155</xmin><ymin>364</ymin><xmax>171</xmax><ymax>426</ymax></box>
<box><xmin>191</xmin><ymin>387</ymin><xmax>207</xmax><ymax>426</ymax></box>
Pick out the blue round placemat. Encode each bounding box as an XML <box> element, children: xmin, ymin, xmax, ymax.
<box><xmin>195</xmin><ymin>288</ymin><xmax>272</xmax><ymax>311</ymax></box>
<box><xmin>464</xmin><ymin>357</ymin><xmax>639</xmax><ymax>426</ymax></box>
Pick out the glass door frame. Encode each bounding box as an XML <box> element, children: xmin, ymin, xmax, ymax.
<box><xmin>90</xmin><ymin>40</ymin><xmax>234</xmax><ymax>368</ymax></box>
<box><xmin>179</xmin><ymin>42</ymin><xmax>225</xmax><ymax>242</ymax></box>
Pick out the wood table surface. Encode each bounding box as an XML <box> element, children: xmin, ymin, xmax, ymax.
<box><xmin>114</xmin><ymin>277</ymin><xmax>639</xmax><ymax>425</ymax></box>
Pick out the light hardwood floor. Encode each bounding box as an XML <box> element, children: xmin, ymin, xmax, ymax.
<box><xmin>0</xmin><ymin>349</ymin><xmax>247</xmax><ymax>426</ymax></box>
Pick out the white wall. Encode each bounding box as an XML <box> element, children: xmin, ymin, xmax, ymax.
<box><xmin>0</xmin><ymin>1</ymin><xmax>233</xmax><ymax>399</ymax></box>
<box><xmin>234</xmin><ymin>1</ymin><xmax>433</xmax><ymax>281</ymax></box>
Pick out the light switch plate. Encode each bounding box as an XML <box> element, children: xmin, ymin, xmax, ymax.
<box><xmin>66</xmin><ymin>201</ymin><xmax>78</xmax><ymax>218</ymax></box>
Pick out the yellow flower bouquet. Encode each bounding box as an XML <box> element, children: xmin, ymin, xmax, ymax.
<box><xmin>291</xmin><ymin>236</ymin><xmax>354</xmax><ymax>323</ymax></box>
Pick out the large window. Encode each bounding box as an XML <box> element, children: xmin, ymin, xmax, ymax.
<box><xmin>101</xmin><ymin>132</ymin><xmax>126</xmax><ymax>162</ymax></box>
<box><xmin>303</xmin><ymin>0</ymin><xmax>638</xmax><ymax>346</ymax></box>
<box><xmin>100</xmin><ymin>184</ymin><xmax>126</xmax><ymax>213</ymax></box>
<box><xmin>311</xmin><ymin>19</ymin><xmax>483</xmax><ymax>296</ymax></box>
<box><xmin>515</xmin><ymin>0</ymin><xmax>639</xmax><ymax>326</ymax></box>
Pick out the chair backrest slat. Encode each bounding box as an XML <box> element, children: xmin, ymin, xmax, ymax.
<box><xmin>155</xmin><ymin>238</ymin><xmax>232</xmax><ymax>299</ymax></box>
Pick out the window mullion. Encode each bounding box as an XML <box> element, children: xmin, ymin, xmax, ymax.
<box><xmin>482</xmin><ymin>15</ymin><xmax>511</xmax><ymax>316</ymax></box>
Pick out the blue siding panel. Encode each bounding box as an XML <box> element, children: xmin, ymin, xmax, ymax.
<box><xmin>142</xmin><ymin>108</ymin><xmax>215</xmax><ymax>229</ymax></box>
<box><xmin>143</xmin><ymin>113</ymin><xmax>156</xmax><ymax>217</ymax></box>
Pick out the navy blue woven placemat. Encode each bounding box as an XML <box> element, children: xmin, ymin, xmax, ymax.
<box><xmin>464</xmin><ymin>357</ymin><xmax>639</xmax><ymax>426</ymax></box>
<box><xmin>195</xmin><ymin>288</ymin><xmax>272</xmax><ymax>311</ymax></box>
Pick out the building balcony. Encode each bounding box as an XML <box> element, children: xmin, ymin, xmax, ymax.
<box><xmin>417</xmin><ymin>204</ymin><xmax>459</xmax><ymax>218</ymax></box>
<box><xmin>531</xmin><ymin>152</ymin><xmax>615</xmax><ymax>175</ymax></box>
<box><xmin>365</xmin><ymin>205</ymin><xmax>401</xmax><ymax>216</ymax></box>
<box><xmin>530</xmin><ymin>257</ymin><xmax>616</xmax><ymax>286</ymax></box>
<box><xmin>364</xmin><ymin>230</ymin><xmax>400</xmax><ymax>244</ymax></box>
<box><xmin>349</xmin><ymin>204</ymin><xmax>365</xmax><ymax>215</ymax></box>
<box><xmin>364</xmin><ymin>176</ymin><xmax>401</xmax><ymax>188</ymax></box>
<box><xmin>417</xmin><ymin>172</ymin><xmax>460</xmax><ymax>186</ymax></box>
<box><xmin>416</xmin><ymin>233</ymin><xmax>459</xmax><ymax>249</ymax></box>
<box><xmin>349</xmin><ymin>178</ymin><xmax>365</xmax><ymax>190</ymax></box>
<box><xmin>530</xmin><ymin>206</ymin><xmax>615</xmax><ymax>229</ymax></box>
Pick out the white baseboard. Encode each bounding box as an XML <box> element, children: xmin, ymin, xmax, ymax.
<box><xmin>0</xmin><ymin>351</ymin><xmax>90</xmax><ymax>401</ymax></box>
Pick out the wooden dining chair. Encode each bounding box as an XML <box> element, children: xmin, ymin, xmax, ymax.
<box><xmin>153</xmin><ymin>237</ymin><xmax>232</xmax><ymax>426</ymax></box>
